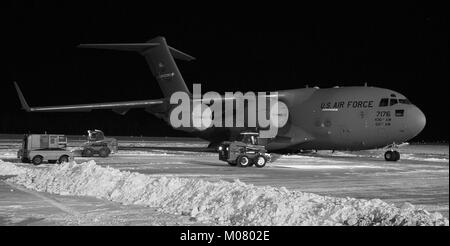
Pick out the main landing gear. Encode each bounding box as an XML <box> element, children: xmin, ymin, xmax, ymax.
<box><xmin>384</xmin><ymin>143</ymin><xmax>401</xmax><ymax>161</ymax></box>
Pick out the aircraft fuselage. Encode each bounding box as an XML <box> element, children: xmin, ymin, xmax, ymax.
<box><xmin>14</xmin><ymin>36</ymin><xmax>426</xmax><ymax>155</ymax></box>
<box><xmin>190</xmin><ymin>86</ymin><xmax>426</xmax><ymax>152</ymax></box>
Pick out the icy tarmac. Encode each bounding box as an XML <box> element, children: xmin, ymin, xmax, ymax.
<box><xmin>0</xmin><ymin>137</ymin><xmax>448</xmax><ymax>225</ymax></box>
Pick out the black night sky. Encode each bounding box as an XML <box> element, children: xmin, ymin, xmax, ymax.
<box><xmin>1</xmin><ymin>2</ymin><xmax>448</xmax><ymax>141</ymax></box>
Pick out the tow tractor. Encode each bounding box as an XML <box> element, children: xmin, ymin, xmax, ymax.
<box><xmin>218</xmin><ymin>132</ymin><xmax>271</xmax><ymax>168</ymax></box>
<box><xmin>74</xmin><ymin>130</ymin><xmax>118</xmax><ymax>157</ymax></box>
<box><xmin>17</xmin><ymin>134</ymin><xmax>74</xmax><ymax>165</ymax></box>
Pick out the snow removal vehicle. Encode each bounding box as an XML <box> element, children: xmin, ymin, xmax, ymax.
<box><xmin>218</xmin><ymin>132</ymin><xmax>271</xmax><ymax>168</ymax></box>
<box><xmin>76</xmin><ymin>130</ymin><xmax>118</xmax><ymax>157</ymax></box>
<box><xmin>17</xmin><ymin>134</ymin><xmax>74</xmax><ymax>165</ymax></box>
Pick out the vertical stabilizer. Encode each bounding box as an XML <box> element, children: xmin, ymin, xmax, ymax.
<box><xmin>79</xmin><ymin>36</ymin><xmax>194</xmax><ymax>98</ymax></box>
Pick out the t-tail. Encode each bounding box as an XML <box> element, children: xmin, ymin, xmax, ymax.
<box><xmin>14</xmin><ymin>36</ymin><xmax>193</xmax><ymax>113</ymax></box>
<box><xmin>79</xmin><ymin>36</ymin><xmax>194</xmax><ymax>98</ymax></box>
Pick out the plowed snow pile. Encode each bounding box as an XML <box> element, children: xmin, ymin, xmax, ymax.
<box><xmin>0</xmin><ymin>160</ymin><xmax>448</xmax><ymax>226</ymax></box>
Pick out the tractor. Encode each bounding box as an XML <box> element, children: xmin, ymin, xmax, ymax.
<box><xmin>218</xmin><ymin>132</ymin><xmax>271</xmax><ymax>168</ymax></box>
<box><xmin>79</xmin><ymin>130</ymin><xmax>118</xmax><ymax>157</ymax></box>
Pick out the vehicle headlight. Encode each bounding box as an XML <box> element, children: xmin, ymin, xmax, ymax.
<box><xmin>218</xmin><ymin>146</ymin><xmax>223</xmax><ymax>151</ymax></box>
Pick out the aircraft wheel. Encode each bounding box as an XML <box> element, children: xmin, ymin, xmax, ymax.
<box><xmin>393</xmin><ymin>151</ymin><xmax>400</xmax><ymax>161</ymax></box>
<box><xmin>58</xmin><ymin>155</ymin><xmax>69</xmax><ymax>164</ymax></box>
<box><xmin>237</xmin><ymin>155</ymin><xmax>251</xmax><ymax>168</ymax></box>
<box><xmin>254</xmin><ymin>155</ymin><xmax>267</xmax><ymax>168</ymax></box>
<box><xmin>384</xmin><ymin>151</ymin><xmax>393</xmax><ymax>161</ymax></box>
<box><xmin>82</xmin><ymin>148</ymin><xmax>94</xmax><ymax>157</ymax></box>
<box><xmin>32</xmin><ymin>156</ymin><xmax>43</xmax><ymax>165</ymax></box>
<box><xmin>384</xmin><ymin>151</ymin><xmax>399</xmax><ymax>161</ymax></box>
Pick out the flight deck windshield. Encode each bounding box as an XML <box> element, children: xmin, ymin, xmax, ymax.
<box><xmin>379</xmin><ymin>98</ymin><xmax>411</xmax><ymax>107</ymax></box>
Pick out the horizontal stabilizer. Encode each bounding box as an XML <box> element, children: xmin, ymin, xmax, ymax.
<box><xmin>167</xmin><ymin>45</ymin><xmax>196</xmax><ymax>61</ymax></box>
<box><xmin>79</xmin><ymin>36</ymin><xmax>194</xmax><ymax>98</ymax></box>
<box><xmin>78</xmin><ymin>43</ymin><xmax>160</xmax><ymax>52</ymax></box>
<box><xmin>79</xmin><ymin>43</ymin><xmax>195</xmax><ymax>61</ymax></box>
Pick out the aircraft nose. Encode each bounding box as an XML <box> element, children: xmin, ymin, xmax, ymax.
<box><xmin>408</xmin><ymin>106</ymin><xmax>426</xmax><ymax>137</ymax></box>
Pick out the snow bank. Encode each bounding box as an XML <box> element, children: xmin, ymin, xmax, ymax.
<box><xmin>0</xmin><ymin>160</ymin><xmax>28</xmax><ymax>175</ymax></box>
<box><xmin>0</xmin><ymin>160</ymin><xmax>448</xmax><ymax>226</ymax></box>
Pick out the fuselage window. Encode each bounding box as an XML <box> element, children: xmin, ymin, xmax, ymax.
<box><xmin>395</xmin><ymin>110</ymin><xmax>404</xmax><ymax>117</ymax></box>
<box><xmin>379</xmin><ymin>98</ymin><xmax>389</xmax><ymax>107</ymax></box>
<box><xmin>390</xmin><ymin>99</ymin><xmax>398</xmax><ymax>106</ymax></box>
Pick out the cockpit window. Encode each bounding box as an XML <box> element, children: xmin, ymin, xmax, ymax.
<box><xmin>398</xmin><ymin>99</ymin><xmax>412</xmax><ymax>104</ymax></box>
<box><xmin>379</xmin><ymin>98</ymin><xmax>389</xmax><ymax>107</ymax></box>
<box><xmin>390</xmin><ymin>99</ymin><xmax>398</xmax><ymax>106</ymax></box>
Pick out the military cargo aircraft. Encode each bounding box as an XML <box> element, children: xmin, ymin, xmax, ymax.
<box><xmin>14</xmin><ymin>36</ymin><xmax>426</xmax><ymax>161</ymax></box>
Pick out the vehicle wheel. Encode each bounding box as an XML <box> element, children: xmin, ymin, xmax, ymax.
<box><xmin>32</xmin><ymin>156</ymin><xmax>43</xmax><ymax>165</ymax></box>
<box><xmin>82</xmin><ymin>148</ymin><xmax>94</xmax><ymax>157</ymax></box>
<box><xmin>58</xmin><ymin>155</ymin><xmax>69</xmax><ymax>164</ymax></box>
<box><xmin>254</xmin><ymin>155</ymin><xmax>267</xmax><ymax>168</ymax></box>
<box><xmin>237</xmin><ymin>155</ymin><xmax>251</xmax><ymax>168</ymax></box>
<box><xmin>227</xmin><ymin>161</ymin><xmax>237</xmax><ymax>166</ymax></box>
<box><xmin>99</xmin><ymin>147</ymin><xmax>110</xmax><ymax>157</ymax></box>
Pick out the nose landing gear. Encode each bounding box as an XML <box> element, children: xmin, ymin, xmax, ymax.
<box><xmin>384</xmin><ymin>143</ymin><xmax>401</xmax><ymax>161</ymax></box>
<box><xmin>384</xmin><ymin>150</ymin><xmax>400</xmax><ymax>161</ymax></box>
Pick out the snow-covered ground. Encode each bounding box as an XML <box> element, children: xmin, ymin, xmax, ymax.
<box><xmin>0</xmin><ymin>139</ymin><xmax>448</xmax><ymax>225</ymax></box>
<box><xmin>0</xmin><ymin>160</ymin><xmax>447</xmax><ymax>226</ymax></box>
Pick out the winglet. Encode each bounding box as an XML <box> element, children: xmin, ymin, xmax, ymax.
<box><xmin>13</xmin><ymin>82</ymin><xmax>31</xmax><ymax>112</ymax></box>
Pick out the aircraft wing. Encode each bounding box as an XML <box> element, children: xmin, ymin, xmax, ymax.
<box><xmin>14</xmin><ymin>82</ymin><xmax>165</xmax><ymax>114</ymax></box>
